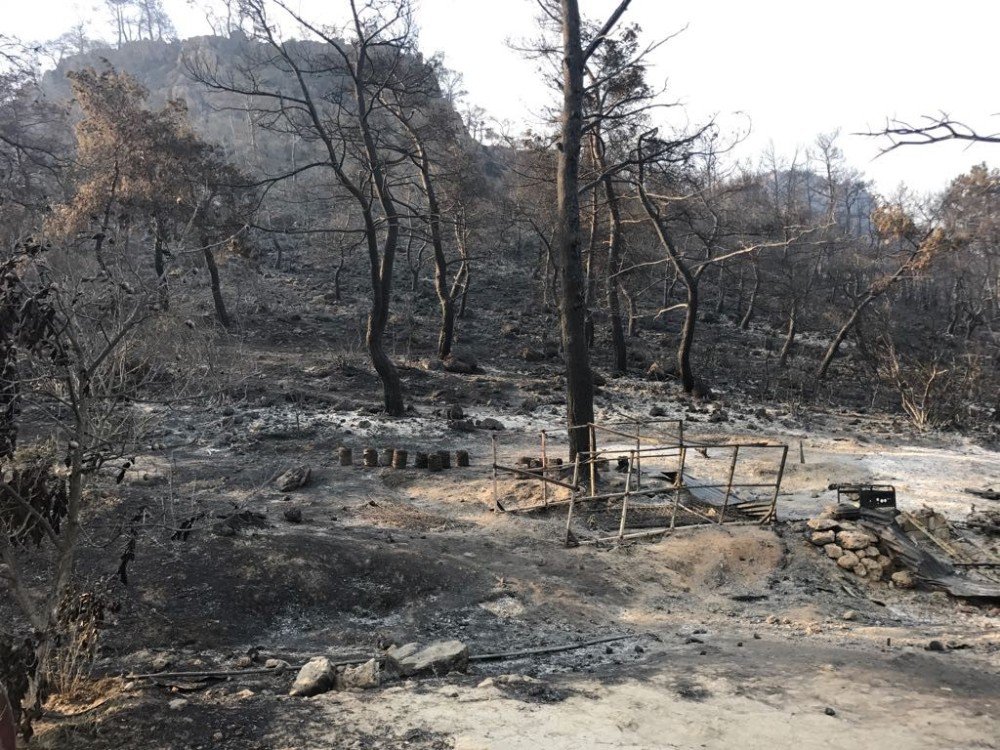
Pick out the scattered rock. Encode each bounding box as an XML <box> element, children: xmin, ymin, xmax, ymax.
<box><xmin>448</xmin><ymin>419</ymin><xmax>477</xmax><ymax>432</ymax></box>
<box><xmin>443</xmin><ymin>355</ymin><xmax>477</xmax><ymax>374</ymax></box>
<box><xmin>649</xmin><ymin>405</ymin><xmax>666</xmax><ymax>417</ymax></box>
<box><xmin>836</xmin><ymin>551</ymin><xmax>860</xmax><ymax>570</ymax></box>
<box><xmin>338</xmin><ymin>659</ymin><xmax>380</xmax><ymax>690</ymax></box>
<box><xmin>283</xmin><ymin>508</ymin><xmax>303</xmax><ymax>524</ymax></box>
<box><xmin>446</xmin><ymin>405</ymin><xmax>465</xmax><ymax>420</ymax></box>
<box><xmin>824</xmin><ymin>544</ymin><xmax>844</xmax><ymax>559</ymax></box>
<box><xmin>824</xmin><ymin>707</ymin><xmax>837</xmax><ymax>717</ymax></box>
<box><xmin>275</xmin><ymin>466</ymin><xmax>311</xmax><ymax>492</ymax></box>
<box><xmin>836</xmin><ymin>530</ymin><xmax>872</xmax><ymax>551</ymax></box>
<box><xmin>213</xmin><ymin>510</ymin><xmax>267</xmax><ymax>536</ymax></box>
<box><xmin>645</xmin><ymin>361</ymin><xmax>673</xmax><ymax>381</ymax></box>
<box><xmin>518</xmin><ymin>397</ymin><xmax>539</xmax><ymax>414</ymax></box>
<box><xmin>926</xmin><ymin>640</ymin><xmax>946</xmax><ymax>652</ymax></box>
<box><xmin>289</xmin><ymin>657</ymin><xmax>336</xmax><ymax>697</ymax></box>
<box><xmin>520</xmin><ymin>347</ymin><xmax>545</xmax><ymax>362</ymax></box>
<box><xmin>387</xmin><ymin>640</ymin><xmax>469</xmax><ymax>677</ymax></box>
<box><xmin>128</xmin><ymin>470</ymin><xmax>168</xmax><ymax>487</ymax></box>
<box><xmin>810</xmin><ymin>530</ymin><xmax>836</xmax><ymax>546</ymax></box>
<box><xmin>806</xmin><ymin>518</ymin><xmax>840</xmax><ymax>532</ymax></box>
<box><xmin>891</xmin><ymin>570</ymin><xmax>916</xmax><ymax>589</ymax></box>
<box><xmin>150</xmin><ymin>653</ymin><xmax>173</xmax><ymax>672</ymax></box>
<box><xmin>842</xmin><ymin>610</ymin><xmax>857</xmax><ymax>621</ymax></box>
<box><xmin>477</xmin><ymin>418</ymin><xmax>505</xmax><ymax>431</ymax></box>
<box><xmin>861</xmin><ymin>557</ymin><xmax>883</xmax><ymax>573</ymax></box>
<box><xmin>265</xmin><ymin>659</ymin><xmax>291</xmax><ymax>671</ymax></box>
<box><xmin>168</xmin><ymin>698</ymin><xmax>188</xmax><ymax>710</ymax></box>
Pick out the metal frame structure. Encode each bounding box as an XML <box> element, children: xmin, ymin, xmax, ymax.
<box><xmin>491</xmin><ymin>418</ymin><xmax>789</xmax><ymax>546</ymax></box>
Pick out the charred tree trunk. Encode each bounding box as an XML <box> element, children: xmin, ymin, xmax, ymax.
<box><xmin>366</xmin><ymin>279</ymin><xmax>403</xmax><ymax>416</ymax></box>
<box><xmin>626</xmin><ymin>289</ymin><xmax>639</xmax><ymax>337</ymax></box>
<box><xmin>638</xmin><ymin>141</ymin><xmax>698</xmax><ymax>394</ymax></box>
<box><xmin>715</xmin><ymin>263</ymin><xmax>726</xmax><ymax>315</ymax></box>
<box><xmin>778</xmin><ymin>303</ymin><xmax>797</xmax><ymax>368</ymax></box>
<box><xmin>598</xmin><ymin>144</ymin><xmax>627</xmax><ymax>375</ymax></box>
<box><xmin>677</xmin><ymin>282</ymin><xmax>698</xmax><ymax>393</ymax></box>
<box><xmin>334</xmin><ymin>248</ymin><xmax>345</xmax><ymax>302</ymax></box>
<box><xmin>439</xmin><ymin>300</ymin><xmax>456</xmax><ymax>359</ymax></box>
<box><xmin>203</xmin><ymin>244</ymin><xmax>229</xmax><ymax>329</ymax></box>
<box><xmin>818</xmin><ymin>246</ymin><xmax>922</xmax><ymax>380</ymax></box>
<box><xmin>817</xmin><ymin>299</ymin><xmax>868</xmax><ymax>379</ymax></box>
<box><xmin>362</xmin><ymin>207</ymin><xmax>404</xmax><ymax>415</ymax></box>
<box><xmin>458</xmin><ymin>270</ymin><xmax>470</xmax><ymax>318</ymax></box>
<box><xmin>406</xmin><ymin>132</ymin><xmax>457</xmax><ymax>361</ymax></box>
<box><xmin>556</xmin><ymin>0</ymin><xmax>599</xmax><ymax>456</ymax></box>
<box><xmin>739</xmin><ymin>260</ymin><xmax>760</xmax><ymax>330</ymax></box>
<box><xmin>585</xmin><ymin>189</ymin><xmax>600</xmax><ymax>307</ymax></box>
<box><xmin>153</xmin><ymin>216</ymin><xmax>168</xmax><ymax>310</ymax></box>
<box><xmin>663</xmin><ymin>268</ymin><xmax>678</xmax><ymax>308</ymax></box>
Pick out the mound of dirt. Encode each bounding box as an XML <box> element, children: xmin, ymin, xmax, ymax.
<box><xmin>646</xmin><ymin>527</ymin><xmax>784</xmax><ymax>596</ymax></box>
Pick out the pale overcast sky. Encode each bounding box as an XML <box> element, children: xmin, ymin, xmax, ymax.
<box><xmin>5</xmin><ymin>0</ymin><xmax>998</xmax><ymax>195</ymax></box>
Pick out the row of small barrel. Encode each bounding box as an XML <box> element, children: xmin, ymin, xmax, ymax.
<box><xmin>337</xmin><ymin>446</ymin><xmax>470</xmax><ymax>471</ymax></box>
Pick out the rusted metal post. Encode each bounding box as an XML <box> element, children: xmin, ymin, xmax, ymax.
<box><xmin>588</xmin><ymin>424</ymin><xmax>597</xmax><ymax>496</ymax></box>
<box><xmin>799</xmin><ymin>440</ymin><xmax>805</xmax><ymax>464</ymax></box>
<box><xmin>719</xmin><ymin>445</ymin><xmax>740</xmax><ymax>525</ymax></box>
<box><xmin>635</xmin><ymin>425</ymin><xmax>642</xmax><ymax>489</ymax></box>
<box><xmin>541</xmin><ymin>430</ymin><xmax>549</xmax><ymax>507</ymax></box>
<box><xmin>766</xmin><ymin>446</ymin><xmax>789</xmax><ymax>524</ymax></box>
<box><xmin>491</xmin><ymin>434</ymin><xmax>499</xmax><ymax>512</ymax></box>
<box><xmin>619</xmin><ymin>450</ymin><xmax>635</xmax><ymax>541</ymax></box>
<box><xmin>566</xmin><ymin>453</ymin><xmax>581</xmax><ymax>546</ymax></box>
<box><xmin>670</xmin><ymin>485</ymin><xmax>680</xmax><ymax>530</ymax></box>
<box><xmin>676</xmin><ymin>444</ymin><xmax>687</xmax><ymax>487</ymax></box>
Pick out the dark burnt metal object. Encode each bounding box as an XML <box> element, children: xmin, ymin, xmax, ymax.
<box><xmin>829</xmin><ymin>483</ymin><xmax>897</xmax><ymax>510</ymax></box>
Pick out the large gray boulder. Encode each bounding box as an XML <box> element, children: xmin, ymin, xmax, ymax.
<box><xmin>276</xmin><ymin>465</ymin><xmax>311</xmax><ymax>492</ymax></box>
<box><xmin>289</xmin><ymin>657</ymin><xmax>335</xmax><ymax>697</ymax></box>
<box><xmin>386</xmin><ymin>640</ymin><xmax>469</xmax><ymax>677</ymax></box>
<box><xmin>338</xmin><ymin>658</ymin><xmax>381</xmax><ymax>690</ymax></box>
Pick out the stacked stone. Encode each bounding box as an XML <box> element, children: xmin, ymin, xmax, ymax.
<box><xmin>806</xmin><ymin>517</ymin><xmax>892</xmax><ymax>581</ymax></box>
